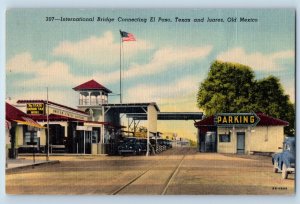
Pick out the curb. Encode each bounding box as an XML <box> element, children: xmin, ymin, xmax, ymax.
<box><xmin>6</xmin><ymin>160</ymin><xmax>60</xmax><ymax>173</ymax></box>
<box><xmin>18</xmin><ymin>154</ymin><xmax>108</xmax><ymax>156</ymax></box>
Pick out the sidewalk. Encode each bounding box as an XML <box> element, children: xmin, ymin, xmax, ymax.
<box><xmin>6</xmin><ymin>158</ymin><xmax>59</xmax><ymax>173</ymax></box>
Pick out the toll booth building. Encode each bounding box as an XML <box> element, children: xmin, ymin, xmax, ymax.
<box><xmin>194</xmin><ymin>113</ymin><xmax>289</xmax><ymax>154</ymax></box>
<box><xmin>11</xmin><ymin>79</ymin><xmax>203</xmax><ymax>155</ymax></box>
<box><xmin>6</xmin><ymin>102</ymin><xmax>45</xmax><ymax>158</ymax></box>
<box><xmin>15</xmin><ymin>101</ymin><xmax>124</xmax><ymax>155</ymax></box>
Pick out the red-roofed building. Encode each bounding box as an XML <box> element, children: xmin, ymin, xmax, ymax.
<box><xmin>14</xmin><ymin>100</ymin><xmax>102</xmax><ymax>154</ymax></box>
<box><xmin>194</xmin><ymin>113</ymin><xmax>289</xmax><ymax>154</ymax></box>
<box><xmin>73</xmin><ymin>79</ymin><xmax>112</xmax><ymax>93</ymax></box>
<box><xmin>73</xmin><ymin>80</ymin><xmax>112</xmax><ymax>108</ymax></box>
<box><xmin>6</xmin><ymin>102</ymin><xmax>45</xmax><ymax>158</ymax></box>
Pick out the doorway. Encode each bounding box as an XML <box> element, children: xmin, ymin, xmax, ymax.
<box><xmin>204</xmin><ymin>131</ymin><xmax>217</xmax><ymax>152</ymax></box>
<box><xmin>76</xmin><ymin>130</ymin><xmax>92</xmax><ymax>154</ymax></box>
<box><xmin>236</xmin><ymin>132</ymin><xmax>245</xmax><ymax>154</ymax></box>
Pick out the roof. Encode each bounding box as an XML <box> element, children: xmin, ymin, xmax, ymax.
<box><xmin>194</xmin><ymin>113</ymin><xmax>289</xmax><ymax>127</ymax></box>
<box><xmin>6</xmin><ymin>103</ymin><xmax>44</xmax><ymax>129</ymax></box>
<box><xmin>84</xmin><ymin>121</ymin><xmax>126</xmax><ymax>128</ymax></box>
<box><xmin>73</xmin><ymin>79</ymin><xmax>112</xmax><ymax>93</ymax></box>
<box><xmin>17</xmin><ymin>100</ymin><xmax>89</xmax><ymax>115</ymax></box>
<box><xmin>256</xmin><ymin>112</ymin><xmax>289</xmax><ymax>126</ymax></box>
<box><xmin>29</xmin><ymin>114</ymin><xmax>84</xmax><ymax>122</ymax></box>
<box><xmin>126</xmin><ymin>112</ymin><xmax>203</xmax><ymax>120</ymax></box>
<box><xmin>194</xmin><ymin>115</ymin><xmax>215</xmax><ymax>127</ymax></box>
<box><xmin>6</xmin><ymin>102</ymin><xmax>27</xmax><ymax>121</ymax></box>
<box><xmin>102</xmin><ymin>102</ymin><xmax>160</xmax><ymax>112</ymax></box>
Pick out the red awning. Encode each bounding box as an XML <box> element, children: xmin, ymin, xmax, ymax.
<box><xmin>6</xmin><ymin>103</ymin><xmax>45</xmax><ymax>129</ymax></box>
<box><xmin>14</xmin><ymin>117</ymin><xmax>45</xmax><ymax>129</ymax></box>
<box><xmin>6</xmin><ymin>102</ymin><xmax>27</xmax><ymax>121</ymax></box>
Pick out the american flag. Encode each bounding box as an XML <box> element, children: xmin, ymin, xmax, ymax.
<box><xmin>120</xmin><ymin>30</ymin><xmax>136</xmax><ymax>42</ymax></box>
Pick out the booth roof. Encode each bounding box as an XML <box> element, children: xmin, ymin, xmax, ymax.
<box><xmin>73</xmin><ymin>79</ymin><xmax>112</xmax><ymax>93</ymax></box>
<box><xmin>6</xmin><ymin>102</ymin><xmax>27</xmax><ymax>121</ymax></box>
<box><xmin>84</xmin><ymin>121</ymin><xmax>126</xmax><ymax>129</ymax></box>
<box><xmin>194</xmin><ymin>112</ymin><xmax>289</xmax><ymax>127</ymax></box>
<box><xmin>6</xmin><ymin>103</ymin><xmax>45</xmax><ymax>129</ymax></box>
<box><xmin>30</xmin><ymin>114</ymin><xmax>84</xmax><ymax>122</ymax></box>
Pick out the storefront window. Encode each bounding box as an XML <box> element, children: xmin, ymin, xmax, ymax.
<box><xmin>24</xmin><ymin>132</ymin><xmax>38</xmax><ymax>144</ymax></box>
<box><xmin>219</xmin><ymin>134</ymin><xmax>231</xmax><ymax>142</ymax></box>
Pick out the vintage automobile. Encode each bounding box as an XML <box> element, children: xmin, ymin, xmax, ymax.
<box><xmin>118</xmin><ymin>137</ymin><xmax>156</xmax><ymax>155</ymax></box>
<box><xmin>272</xmin><ymin>137</ymin><xmax>295</xmax><ymax>179</ymax></box>
<box><xmin>165</xmin><ymin>140</ymin><xmax>173</xmax><ymax>149</ymax></box>
<box><xmin>117</xmin><ymin>137</ymin><xmax>142</xmax><ymax>155</ymax></box>
<box><xmin>136</xmin><ymin>138</ymin><xmax>148</xmax><ymax>154</ymax></box>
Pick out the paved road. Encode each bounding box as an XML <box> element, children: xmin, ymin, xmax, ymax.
<box><xmin>6</xmin><ymin>147</ymin><xmax>294</xmax><ymax>195</ymax></box>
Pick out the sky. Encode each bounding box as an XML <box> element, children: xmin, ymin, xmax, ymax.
<box><xmin>6</xmin><ymin>9</ymin><xmax>295</xmax><ymax>140</ymax></box>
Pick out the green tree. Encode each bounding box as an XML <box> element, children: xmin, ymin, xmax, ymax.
<box><xmin>197</xmin><ymin>60</ymin><xmax>295</xmax><ymax>136</ymax></box>
<box><xmin>197</xmin><ymin>60</ymin><xmax>255</xmax><ymax>115</ymax></box>
<box><xmin>253</xmin><ymin>76</ymin><xmax>295</xmax><ymax>135</ymax></box>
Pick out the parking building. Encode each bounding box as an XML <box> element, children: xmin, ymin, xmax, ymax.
<box><xmin>194</xmin><ymin>113</ymin><xmax>289</xmax><ymax>154</ymax></box>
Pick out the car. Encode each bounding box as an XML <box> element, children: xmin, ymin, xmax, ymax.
<box><xmin>136</xmin><ymin>138</ymin><xmax>147</xmax><ymax>153</ymax></box>
<box><xmin>165</xmin><ymin>140</ymin><xmax>173</xmax><ymax>149</ymax></box>
<box><xmin>272</xmin><ymin>137</ymin><xmax>295</xmax><ymax>179</ymax></box>
<box><xmin>117</xmin><ymin>137</ymin><xmax>142</xmax><ymax>155</ymax></box>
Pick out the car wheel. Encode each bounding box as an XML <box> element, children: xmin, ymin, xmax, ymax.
<box><xmin>273</xmin><ymin>161</ymin><xmax>279</xmax><ymax>173</ymax></box>
<box><xmin>282</xmin><ymin>163</ymin><xmax>288</xmax><ymax>179</ymax></box>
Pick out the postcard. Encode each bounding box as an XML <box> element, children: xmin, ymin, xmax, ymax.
<box><xmin>5</xmin><ymin>8</ymin><xmax>295</xmax><ymax>195</ymax></box>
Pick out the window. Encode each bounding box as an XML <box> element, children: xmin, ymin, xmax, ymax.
<box><xmin>219</xmin><ymin>134</ymin><xmax>231</xmax><ymax>142</ymax></box>
<box><xmin>24</xmin><ymin>132</ymin><xmax>38</xmax><ymax>144</ymax></box>
<box><xmin>284</xmin><ymin>144</ymin><xmax>291</xmax><ymax>151</ymax></box>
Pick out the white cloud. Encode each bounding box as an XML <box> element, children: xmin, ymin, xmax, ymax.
<box><xmin>7</xmin><ymin>52</ymin><xmax>48</xmax><ymax>74</ymax></box>
<box><xmin>93</xmin><ymin>45</ymin><xmax>212</xmax><ymax>84</ymax></box>
<box><xmin>123</xmin><ymin>46</ymin><xmax>213</xmax><ymax>79</ymax></box>
<box><xmin>7</xmin><ymin>43</ymin><xmax>211</xmax><ymax>106</ymax></box>
<box><xmin>125</xmin><ymin>75</ymin><xmax>200</xmax><ymax>105</ymax></box>
<box><xmin>6</xmin><ymin>52</ymin><xmax>87</xmax><ymax>88</ymax></box>
<box><xmin>52</xmin><ymin>31</ymin><xmax>153</xmax><ymax>67</ymax></box>
<box><xmin>90</xmin><ymin>46</ymin><xmax>213</xmax><ymax>85</ymax></box>
<box><xmin>217</xmin><ymin>48</ymin><xmax>294</xmax><ymax>70</ymax></box>
<box><xmin>8</xmin><ymin>90</ymin><xmax>79</xmax><ymax>108</ymax></box>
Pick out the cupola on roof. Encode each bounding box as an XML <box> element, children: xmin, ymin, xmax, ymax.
<box><xmin>73</xmin><ymin>79</ymin><xmax>112</xmax><ymax>93</ymax></box>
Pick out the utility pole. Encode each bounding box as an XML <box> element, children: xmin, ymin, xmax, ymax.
<box><xmin>46</xmin><ymin>87</ymin><xmax>50</xmax><ymax>161</ymax></box>
<box><xmin>119</xmin><ymin>32</ymin><xmax>123</xmax><ymax>104</ymax></box>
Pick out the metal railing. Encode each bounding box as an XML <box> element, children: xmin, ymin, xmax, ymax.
<box><xmin>79</xmin><ymin>99</ymin><xmax>108</xmax><ymax>105</ymax></box>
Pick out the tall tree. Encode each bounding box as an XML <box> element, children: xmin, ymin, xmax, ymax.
<box><xmin>253</xmin><ymin>76</ymin><xmax>295</xmax><ymax>135</ymax></box>
<box><xmin>197</xmin><ymin>60</ymin><xmax>255</xmax><ymax>115</ymax></box>
<box><xmin>197</xmin><ymin>60</ymin><xmax>295</xmax><ymax>136</ymax></box>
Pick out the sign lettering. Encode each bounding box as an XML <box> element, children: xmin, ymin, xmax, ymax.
<box><xmin>27</xmin><ymin>103</ymin><xmax>44</xmax><ymax>115</ymax></box>
<box><xmin>50</xmin><ymin>107</ymin><xmax>87</xmax><ymax>120</ymax></box>
<box><xmin>215</xmin><ymin>113</ymin><xmax>260</xmax><ymax>127</ymax></box>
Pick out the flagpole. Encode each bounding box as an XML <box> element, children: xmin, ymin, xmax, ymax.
<box><xmin>119</xmin><ymin>30</ymin><xmax>122</xmax><ymax>104</ymax></box>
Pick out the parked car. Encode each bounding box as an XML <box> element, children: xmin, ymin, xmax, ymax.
<box><xmin>165</xmin><ymin>140</ymin><xmax>173</xmax><ymax>149</ymax></box>
<box><xmin>136</xmin><ymin>138</ymin><xmax>148</xmax><ymax>154</ymax></box>
<box><xmin>272</xmin><ymin>137</ymin><xmax>295</xmax><ymax>179</ymax></box>
<box><xmin>118</xmin><ymin>137</ymin><xmax>142</xmax><ymax>155</ymax></box>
